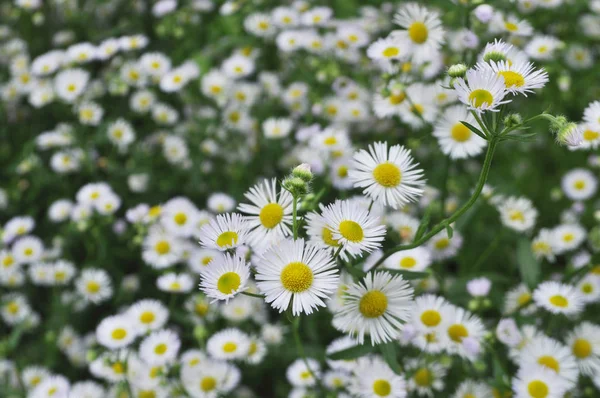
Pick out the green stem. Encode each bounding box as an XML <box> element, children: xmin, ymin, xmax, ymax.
<box><xmin>292</xmin><ymin>196</ymin><xmax>298</xmax><ymax>240</ymax></box>
<box><xmin>292</xmin><ymin>316</ymin><xmax>322</xmax><ymax>391</ymax></box>
<box><xmin>471</xmin><ymin>229</ymin><xmax>505</xmax><ymax>272</ymax></box>
<box><xmin>368</xmin><ymin>137</ymin><xmax>499</xmax><ymax>272</ymax></box>
<box><xmin>241</xmin><ymin>291</ymin><xmax>265</xmax><ymax>299</ymax></box>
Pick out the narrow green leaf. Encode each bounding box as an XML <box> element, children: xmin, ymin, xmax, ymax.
<box><xmin>328</xmin><ymin>344</ymin><xmax>375</xmax><ymax>360</ymax></box>
<box><xmin>446</xmin><ymin>223</ymin><xmax>454</xmax><ymax>239</ymax></box>
<box><xmin>381</xmin><ymin>269</ymin><xmax>429</xmax><ymax>280</ymax></box>
<box><xmin>415</xmin><ymin>205</ymin><xmax>433</xmax><ymax>241</ymax></box>
<box><xmin>379</xmin><ymin>342</ymin><xmax>402</xmax><ymax>374</ymax></box>
<box><xmin>517</xmin><ymin>238</ymin><xmax>540</xmax><ymax>289</ymax></box>
<box><xmin>460</xmin><ymin>121</ymin><xmax>487</xmax><ymax>140</ymax></box>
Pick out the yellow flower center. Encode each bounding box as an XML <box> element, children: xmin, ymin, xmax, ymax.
<box><xmin>382</xmin><ymin>47</ymin><xmax>399</xmax><ymax>58</ymax></box>
<box><xmin>280</xmin><ymin>262</ymin><xmax>313</xmax><ymax>293</ymax></box>
<box><xmin>574</xmin><ymin>180</ymin><xmax>586</xmax><ymax>190</ymax></box>
<box><xmin>528</xmin><ymin>381</ymin><xmax>549</xmax><ymax>398</ymax></box>
<box><xmin>518</xmin><ymin>293</ymin><xmax>531</xmax><ymax>306</ymax></box>
<box><xmin>420</xmin><ymin>310</ymin><xmax>442</xmax><ymax>327</ymax></box>
<box><xmin>549</xmin><ymin>294</ymin><xmax>568</xmax><ymax>308</ymax></box>
<box><xmin>411</xmin><ymin>104</ymin><xmax>424</xmax><ymax>115</ymax></box>
<box><xmin>195</xmin><ymin>302</ymin><xmax>209</xmax><ymax>316</ymax></box>
<box><xmin>67</xmin><ymin>83</ymin><xmax>76</xmax><ymax>92</ymax></box>
<box><xmin>447</xmin><ymin>324</ymin><xmax>469</xmax><ymax>342</ymax></box>
<box><xmin>572</xmin><ymin>338</ymin><xmax>592</xmax><ymax>358</ymax></box>
<box><xmin>414</xmin><ymin>368</ymin><xmax>432</xmax><ymax>387</ymax></box>
<box><xmin>400</xmin><ymin>257</ymin><xmax>417</xmax><ymax>269</ymax></box>
<box><xmin>223</xmin><ymin>342</ymin><xmax>237</xmax><ymax>353</ymax></box>
<box><xmin>24</xmin><ymin>248</ymin><xmax>33</xmax><ymax>256</ymax></box>
<box><xmin>217</xmin><ymin>272</ymin><xmax>241</xmax><ymax>294</ymax></box>
<box><xmin>154</xmin><ymin>343</ymin><xmax>167</xmax><ymax>355</ymax></box>
<box><xmin>174</xmin><ymin>213</ymin><xmax>187</xmax><ymax>225</ymax></box>
<box><xmin>260</xmin><ymin>203</ymin><xmax>284</xmax><ymax>229</ymax></box>
<box><xmin>2</xmin><ymin>256</ymin><xmax>14</xmax><ymax>267</ymax></box>
<box><xmin>451</xmin><ymin>123</ymin><xmax>471</xmax><ymax>142</ymax></box>
<box><xmin>140</xmin><ymin>311</ymin><xmax>155</xmax><ymax>324</ymax></box>
<box><xmin>86</xmin><ymin>281</ymin><xmax>100</xmax><ymax>293</ymax></box>
<box><xmin>111</xmin><ymin>328</ymin><xmax>127</xmax><ymax>340</ymax></box>
<box><xmin>30</xmin><ymin>376</ymin><xmax>41</xmax><ymax>386</ymax></box>
<box><xmin>504</xmin><ymin>22</ymin><xmax>518</xmax><ymax>32</ymax></box>
<box><xmin>468</xmin><ymin>89</ymin><xmax>494</xmax><ymax>108</ymax></box>
<box><xmin>373</xmin><ymin>162</ymin><xmax>401</xmax><ymax>187</ymax></box>
<box><xmin>7</xmin><ymin>302</ymin><xmax>19</xmax><ymax>314</ymax></box>
<box><xmin>216</xmin><ymin>231</ymin><xmax>238</xmax><ymax>247</ymax></box>
<box><xmin>583</xmin><ymin>129</ymin><xmax>599</xmax><ymax>141</ymax></box>
<box><xmin>322</xmin><ymin>227</ymin><xmax>340</xmax><ymax>247</ymax></box>
<box><xmin>200</xmin><ymin>376</ymin><xmax>217</xmax><ymax>392</ymax></box>
<box><xmin>337</xmin><ymin>166</ymin><xmax>349</xmax><ymax>178</ymax></box>
<box><xmin>509</xmin><ymin>210</ymin><xmax>525</xmax><ymax>222</ymax></box>
<box><xmin>112</xmin><ymin>362</ymin><xmax>124</xmax><ymax>374</ymax></box>
<box><xmin>434</xmin><ymin>238</ymin><xmax>449</xmax><ymax>250</ymax></box>
<box><xmin>155</xmin><ymin>241</ymin><xmax>170</xmax><ymax>255</ymax></box>
<box><xmin>389</xmin><ymin>93</ymin><xmax>406</xmax><ymax>105</ymax></box>
<box><xmin>138</xmin><ymin>391</ymin><xmax>156</xmax><ymax>398</ymax></box>
<box><xmin>537</xmin><ymin>355</ymin><xmax>560</xmax><ymax>373</ymax></box>
<box><xmin>48</xmin><ymin>387</ymin><xmax>57</xmax><ymax>396</ymax></box>
<box><xmin>359</xmin><ymin>290</ymin><xmax>388</xmax><ymax>318</ymax></box>
<box><xmin>498</xmin><ymin>71</ymin><xmax>525</xmax><ymax>88</ymax></box>
<box><xmin>408</xmin><ymin>22</ymin><xmax>428</xmax><ymax>44</ymax></box>
<box><xmin>339</xmin><ymin>220</ymin><xmax>364</xmax><ymax>242</ymax></box>
<box><xmin>581</xmin><ymin>283</ymin><xmax>594</xmax><ymax>294</ymax></box>
<box><xmin>373</xmin><ymin>379</ymin><xmax>392</xmax><ymax>396</ymax></box>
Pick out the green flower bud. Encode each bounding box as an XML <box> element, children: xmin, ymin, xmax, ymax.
<box><xmin>447</xmin><ymin>63</ymin><xmax>468</xmax><ymax>78</ymax></box>
<box><xmin>283</xmin><ymin>176</ymin><xmax>308</xmax><ymax>197</ymax></box>
<box><xmin>292</xmin><ymin>163</ymin><xmax>313</xmax><ymax>183</ymax></box>
<box><xmin>503</xmin><ymin>113</ymin><xmax>523</xmax><ymax>128</ymax></box>
<box><xmin>483</xmin><ymin>50</ymin><xmax>507</xmax><ymax>63</ymax></box>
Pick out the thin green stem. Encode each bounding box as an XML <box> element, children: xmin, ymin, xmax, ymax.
<box><xmin>332</xmin><ymin>245</ymin><xmax>343</xmax><ymax>260</ymax></box>
<box><xmin>292</xmin><ymin>196</ymin><xmax>299</xmax><ymax>240</ymax></box>
<box><xmin>241</xmin><ymin>291</ymin><xmax>266</xmax><ymax>299</ymax></box>
<box><xmin>471</xmin><ymin>229</ymin><xmax>505</xmax><ymax>272</ymax></box>
<box><xmin>292</xmin><ymin>316</ymin><xmax>322</xmax><ymax>391</ymax></box>
<box><xmin>368</xmin><ymin>137</ymin><xmax>499</xmax><ymax>272</ymax></box>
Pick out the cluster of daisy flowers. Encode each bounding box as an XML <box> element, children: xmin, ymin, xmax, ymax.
<box><xmin>2</xmin><ymin>0</ymin><xmax>600</xmax><ymax>398</ymax></box>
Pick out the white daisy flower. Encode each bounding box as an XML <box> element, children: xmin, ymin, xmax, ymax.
<box><xmin>160</xmin><ymin>197</ymin><xmax>200</xmax><ymax>238</ymax></box>
<box><xmin>519</xmin><ymin>335</ymin><xmax>578</xmax><ymax>385</ymax></box>
<box><xmin>405</xmin><ymin>360</ymin><xmax>447</xmax><ymax>396</ymax></box>
<box><xmin>393</xmin><ymin>3</ymin><xmax>445</xmax><ymax>63</ymax></box>
<box><xmin>96</xmin><ymin>315</ymin><xmax>137</xmax><ymax>349</ymax></box>
<box><xmin>238</xmin><ymin>178</ymin><xmax>293</xmax><ymax>251</ymax></box>
<box><xmin>383</xmin><ymin>247</ymin><xmax>431</xmax><ymax>273</ymax></box>
<box><xmin>525</xmin><ymin>35</ymin><xmax>562</xmax><ymax>61</ymax></box>
<box><xmin>75</xmin><ymin>268</ymin><xmax>112</xmax><ymax>304</ymax></box>
<box><xmin>156</xmin><ymin>272</ymin><xmax>194</xmax><ymax>293</ymax></box>
<box><xmin>366</xmin><ymin>36</ymin><xmax>412</xmax><ymax>63</ymax></box>
<box><xmin>497</xmin><ymin>196</ymin><xmax>538</xmax><ymax>232</ymax></box>
<box><xmin>533</xmin><ymin>281</ymin><xmax>584</xmax><ymax>315</ymax></box>
<box><xmin>142</xmin><ymin>227</ymin><xmax>182</xmax><ymax>269</ymax></box>
<box><xmin>491</xmin><ymin>14</ymin><xmax>534</xmax><ymax>36</ymax></box>
<box><xmin>198</xmin><ymin>213</ymin><xmax>249</xmax><ymax>251</ymax></box>
<box><xmin>139</xmin><ymin>329</ymin><xmax>181</xmax><ymax>366</ymax></box>
<box><xmin>320</xmin><ymin>199</ymin><xmax>386</xmax><ymax>258</ymax></box>
<box><xmin>31</xmin><ymin>375</ymin><xmax>70</xmax><ymax>398</ymax></box>
<box><xmin>77</xmin><ymin>102</ymin><xmax>104</xmax><ymax>126</ymax></box>
<box><xmin>286</xmin><ymin>358</ymin><xmax>321</xmax><ymax>387</ymax></box>
<box><xmin>255</xmin><ymin>238</ymin><xmax>339</xmax><ymax>315</ymax></box>
<box><xmin>565</xmin><ymin>322</ymin><xmax>600</xmax><ymax>376</ymax></box>
<box><xmin>349</xmin><ymin>141</ymin><xmax>425</xmax><ymax>209</ymax></box>
<box><xmin>576</xmin><ymin>274</ymin><xmax>600</xmax><ymax>303</ymax></box>
<box><xmin>442</xmin><ymin>306</ymin><xmax>485</xmax><ymax>359</ymax></box>
<box><xmin>199</xmin><ymin>253</ymin><xmax>250</xmax><ymax>302</ymax></box>
<box><xmin>408</xmin><ymin>294</ymin><xmax>452</xmax><ymax>353</ymax></box>
<box><xmin>561</xmin><ymin>168</ymin><xmax>597</xmax><ymax>201</ymax></box>
<box><xmin>454</xmin><ymin>68</ymin><xmax>510</xmax><ymax>114</ymax></box>
<box><xmin>433</xmin><ymin>104</ymin><xmax>487</xmax><ymax>159</ymax></box>
<box><xmin>11</xmin><ymin>235</ymin><xmax>44</xmax><ymax>263</ymax></box>
<box><xmin>127</xmin><ymin>299</ymin><xmax>169</xmax><ymax>333</ymax></box>
<box><xmin>181</xmin><ymin>359</ymin><xmax>240</xmax><ymax>397</ymax></box>
<box><xmin>504</xmin><ymin>284</ymin><xmax>535</xmax><ymax>314</ymax></box>
<box><xmin>334</xmin><ymin>271</ymin><xmax>414</xmax><ymax>345</ymax></box>
<box><xmin>531</xmin><ymin>229</ymin><xmax>557</xmax><ymax>263</ymax></box>
<box><xmin>22</xmin><ymin>366</ymin><xmax>50</xmax><ymax>389</ymax></box>
<box><xmin>552</xmin><ymin>224</ymin><xmax>586</xmax><ymax>254</ymax></box>
<box><xmin>53</xmin><ymin>68</ymin><xmax>89</xmax><ymax>102</ymax></box>
<box><xmin>349</xmin><ymin>356</ymin><xmax>407</xmax><ymax>398</ymax></box>
<box><xmin>427</xmin><ymin>230</ymin><xmax>463</xmax><ymax>261</ymax></box>
<box><xmin>206</xmin><ymin>328</ymin><xmax>250</xmax><ymax>360</ymax></box>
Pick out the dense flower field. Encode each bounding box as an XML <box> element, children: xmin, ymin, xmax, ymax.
<box><xmin>1</xmin><ymin>0</ymin><xmax>600</xmax><ymax>397</ymax></box>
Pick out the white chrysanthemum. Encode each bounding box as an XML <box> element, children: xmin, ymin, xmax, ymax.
<box><xmin>427</xmin><ymin>230</ymin><xmax>463</xmax><ymax>261</ymax></box>
<box><xmin>533</xmin><ymin>281</ymin><xmax>584</xmax><ymax>315</ymax></box>
<box><xmin>96</xmin><ymin>315</ymin><xmax>137</xmax><ymax>349</ymax></box>
<box><xmin>142</xmin><ymin>228</ymin><xmax>182</xmax><ymax>269</ymax></box>
<box><xmin>139</xmin><ymin>329</ymin><xmax>181</xmax><ymax>365</ymax></box>
<box><xmin>130</xmin><ymin>89</ymin><xmax>156</xmax><ymax>113</ymax></box>
<box><xmin>497</xmin><ymin>196</ymin><xmax>538</xmax><ymax>232</ymax></box>
<box><xmin>405</xmin><ymin>360</ymin><xmax>447</xmax><ymax>396</ymax></box>
<box><xmin>106</xmin><ymin>118</ymin><xmax>135</xmax><ymax>149</ymax></box>
<box><xmin>255</xmin><ymin>238</ymin><xmax>339</xmax><ymax>315</ymax></box>
<box><xmin>286</xmin><ymin>358</ymin><xmax>321</xmax><ymax>387</ymax></box>
<box><xmin>127</xmin><ymin>299</ymin><xmax>169</xmax><ymax>333</ymax></box>
<box><xmin>199</xmin><ymin>253</ymin><xmax>250</xmax><ymax>302</ymax></box>
<box><xmin>433</xmin><ymin>104</ymin><xmax>487</xmax><ymax>159</ymax></box>
<box><xmin>366</xmin><ymin>36</ymin><xmax>412</xmax><ymax>63</ymax></box>
<box><xmin>442</xmin><ymin>306</ymin><xmax>485</xmax><ymax>359</ymax></box>
<box><xmin>54</xmin><ymin>68</ymin><xmax>89</xmax><ymax>102</ymax></box>
<box><xmin>334</xmin><ymin>271</ymin><xmax>414</xmax><ymax>345</ymax></box>
<box><xmin>512</xmin><ymin>365</ymin><xmax>569</xmax><ymax>398</ymax></box>
<box><xmin>156</xmin><ymin>272</ymin><xmax>194</xmax><ymax>293</ymax></box>
<box><xmin>30</xmin><ymin>375</ymin><xmax>70</xmax><ymax>398</ymax></box>
<box><xmin>479</xmin><ymin>60</ymin><xmax>548</xmax><ymax>96</ymax></box>
<box><xmin>22</xmin><ymin>366</ymin><xmax>50</xmax><ymax>390</ymax></box>
<box><xmin>491</xmin><ymin>13</ymin><xmax>533</xmax><ymax>36</ymax></box>
<box><xmin>181</xmin><ymin>359</ymin><xmax>240</xmax><ymax>397</ymax></box>
<box><xmin>349</xmin><ymin>356</ymin><xmax>407</xmax><ymax>398</ymax></box>
<box><xmin>525</xmin><ymin>35</ymin><xmax>562</xmax><ymax>61</ymax></box>
<box><xmin>454</xmin><ymin>68</ymin><xmax>510</xmax><ymax>114</ymax></box>
<box><xmin>552</xmin><ymin>224</ymin><xmax>586</xmax><ymax>254</ymax></box>
<box><xmin>349</xmin><ymin>142</ymin><xmax>425</xmax><ymax>209</ymax></box>
<box><xmin>11</xmin><ymin>235</ymin><xmax>44</xmax><ymax>263</ymax></box>
<box><xmin>320</xmin><ymin>199</ymin><xmax>386</xmax><ymax>258</ymax></box>
<box><xmin>140</xmin><ymin>52</ymin><xmax>172</xmax><ymax>77</ymax></box>
<box><xmin>244</xmin><ymin>13</ymin><xmax>275</xmax><ymax>37</ymax></box>
<box><xmin>576</xmin><ymin>274</ymin><xmax>600</xmax><ymax>303</ymax></box>
<box><xmin>504</xmin><ymin>284</ymin><xmax>535</xmax><ymax>315</ymax></box>
<box><xmin>238</xmin><ymin>178</ymin><xmax>293</xmax><ymax>251</ymax></box>
<box><xmin>305</xmin><ymin>206</ymin><xmax>349</xmax><ymax>261</ymax></box>
<box><xmin>393</xmin><ymin>3</ymin><xmax>445</xmax><ymax>63</ymax></box>
<box><xmin>206</xmin><ymin>328</ymin><xmax>250</xmax><ymax>360</ymax></box>
<box><xmin>561</xmin><ymin>168</ymin><xmax>597</xmax><ymax>201</ymax></box>
<box><xmin>160</xmin><ymin>197</ymin><xmax>200</xmax><ymax>238</ymax></box>
<box><xmin>383</xmin><ymin>247</ymin><xmax>431</xmax><ymax>273</ymax></box>
<box><xmin>198</xmin><ymin>213</ymin><xmax>249</xmax><ymax>251</ymax></box>
<box><xmin>565</xmin><ymin>322</ymin><xmax>600</xmax><ymax>376</ymax></box>
<box><xmin>75</xmin><ymin>268</ymin><xmax>112</xmax><ymax>303</ymax></box>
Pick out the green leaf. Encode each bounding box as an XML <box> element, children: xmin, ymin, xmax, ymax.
<box><xmin>380</xmin><ymin>269</ymin><xmax>429</xmax><ymax>280</ymax></box>
<box><xmin>379</xmin><ymin>342</ymin><xmax>402</xmax><ymax>374</ymax></box>
<box><xmin>344</xmin><ymin>263</ymin><xmax>366</xmax><ymax>280</ymax></box>
<box><xmin>328</xmin><ymin>344</ymin><xmax>375</xmax><ymax>360</ymax></box>
<box><xmin>446</xmin><ymin>223</ymin><xmax>454</xmax><ymax>239</ymax></box>
<box><xmin>415</xmin><ymin>205</ymin><xmax>433</xmax><ymax>241</ymax></box>
<box><xmin>460</xmin><ymin>121</ymin><xmax>487</xmax><ymax>140</ymax></box>
<box><xmin>502</xmin><ymin>132</ymin><xmax>538</xmax><ymax>143</ymax></box>
<box><xmin>517</xmin><ymin>238</ymin><xmax>540</xmax><ymax>289</ymax></box>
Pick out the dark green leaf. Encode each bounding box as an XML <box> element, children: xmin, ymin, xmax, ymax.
<box><xmin>380</xmin><ymin>269</ymin><xmax>429</xmax><ymax>280</ymax></box>
<box><xmin>460</xmin><ymin>121</ymin><xmax>487</xmax><ymax>140</ymax></box>
<box><xmin>517</xmin><ymin>238</ymin><xmax>540</xmax><ymax>289</ymax></box>
<box><xmin>328</xmin><ymin>344</ymin><xmax>375</xmax><ymax>360</ymax></box>
<box><xmin>379</xmin><ymin>342</ymin><xmax>402</xmax><ymax>374</ymax></box>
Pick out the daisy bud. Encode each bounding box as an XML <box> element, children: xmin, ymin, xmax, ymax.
<box><xmin>496</xmin><ymin>318</ymin><xmax>521</xmax><ymax>347</ymax></box>
<box><xmin>473</xmin><ymin>4</ymin><xmax>494</xmax><ymax>23</ymax></box>
<box><xmin>194</xmin><ymin>325</ymin><xmax>208</xmax><ymax>341</ymax></box>
<box><xmin>283</xmin><ymin>176</ymin><xmax>309</xmax><ymax>197</ymax></box>
<box><xmin>447</xmin><ymin>63</ymin><xmax>468</xmax><ymax>78</ymax></box>
<box><xmin>557</xmin><ymin>122</ymin><xmax>583</xmax><ymax>147</ymax></box>
<box><xmin>483</xmin><ymin>50</ymin><xmax>507</xmax><ymax>63</ymax></box>
<box><xmin>503</xmin><ymin>113</ymin><xmax>522</xmax><ymax>128</ymax></box>
<box><xmin>292</xmin><ymin>163</ymin><xmax>313</xmax><ymax>183</ymax></box>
